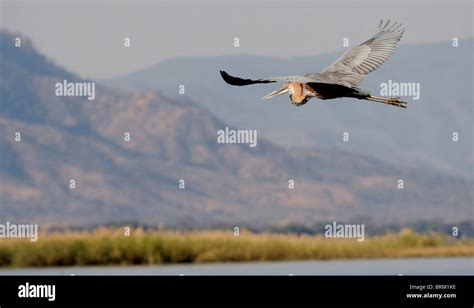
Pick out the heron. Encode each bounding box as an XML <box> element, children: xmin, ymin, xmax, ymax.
<box><xmin>220</xmin><ymin>20</ymin><xmax>407</xmax><ymax>108</ymax></box>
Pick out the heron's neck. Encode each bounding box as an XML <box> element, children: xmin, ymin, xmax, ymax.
<box><xmin>289</xmin><ymin>83</ymin><xmax>306</xmax><ymax>103</ymax></box>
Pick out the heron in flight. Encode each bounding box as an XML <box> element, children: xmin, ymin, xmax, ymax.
<box><xmin>220</xmin><ymin>20</ymin><xmax>406</xmax><ymax>108</ymax></box>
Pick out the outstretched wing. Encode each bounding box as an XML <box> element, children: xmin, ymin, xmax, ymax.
<box><xmin>220</xmin><ymin>70</ymin><xmax>327</xmax><ymax>86</ymax></box>
<box><xmin>317</xmin><ymin>20</ymin><xmax>404</xmax><ymax>87</ymax></box>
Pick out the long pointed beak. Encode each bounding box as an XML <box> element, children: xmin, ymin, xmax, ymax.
<box><xmin>261</xmin><ymin>87</ymin><xmax>289</xmax><ymax>100</ymax></box>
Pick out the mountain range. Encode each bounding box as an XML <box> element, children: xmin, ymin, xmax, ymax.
<box><xmin>0</xmin><ymin>31</ymin><xmax>472</xmax><ymax>228</ymax></box>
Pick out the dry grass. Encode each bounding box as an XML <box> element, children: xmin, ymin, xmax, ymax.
<box><xmin>0</xmin><ymin>228</ymin><xmax>472</xmax><ymax>267</ymax></box>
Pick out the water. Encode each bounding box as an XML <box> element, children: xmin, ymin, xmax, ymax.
<box><xmin>0</xmin><ymin>257</ymin><xmax>472</xmax><ymax>275</ymax></box>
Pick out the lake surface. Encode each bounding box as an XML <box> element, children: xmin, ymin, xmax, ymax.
<box><xmin>1</xmin><ymin>257</ymin><xmax>472</xmax><ymax>275</ymax></box>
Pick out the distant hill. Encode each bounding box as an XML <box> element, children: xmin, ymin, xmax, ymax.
<box><xmin>104</xmin><ymin>40</ymin><xmax>473</xmax><ymax>179</ymax></box>
<box><xmin>1</xmin><ymin>31</ymin><xmax>472</xmax><ymax>227</ymax></box>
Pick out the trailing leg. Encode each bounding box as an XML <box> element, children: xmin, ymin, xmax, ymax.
<box><xmin>364</xmin><ymin>95</ymin><xmax>407</xmax><ymax>108</ymax></box>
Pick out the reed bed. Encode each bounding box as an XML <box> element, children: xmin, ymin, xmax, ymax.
<box><xmin>0</xmin><ymin>228</ymin><xmax>472</xmax><ymax>267</ymax></box>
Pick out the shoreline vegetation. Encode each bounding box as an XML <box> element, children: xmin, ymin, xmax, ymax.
<box><xmin>0</xmin><ymin>229</ymin><xmax>473</xmax><ymax>267</ymax></box>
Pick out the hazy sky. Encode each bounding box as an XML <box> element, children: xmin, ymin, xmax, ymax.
<box><xmin>1</xmin><ymin>0</ymin><xmax>472</xmax><ymax>79</ymax></box>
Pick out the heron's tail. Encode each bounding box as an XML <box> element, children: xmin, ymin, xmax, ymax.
<box><xmin>364</xmin><ymin>95</ymin><xmax>407</xmax><ymax>108</ymax></box>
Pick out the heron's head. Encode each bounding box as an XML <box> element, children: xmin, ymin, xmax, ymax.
<box><xmin>262</xmin><ymin>83</ymin><xmax>311</xmax><ymax>106</ymax></box>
